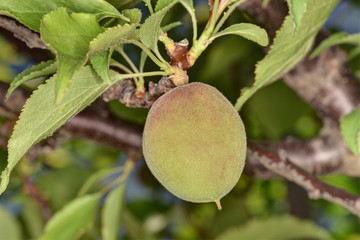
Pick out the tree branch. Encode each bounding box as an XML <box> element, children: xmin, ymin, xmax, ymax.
<box><xmin>102</xmin><ymin>77</ymin><xmax>176</xmax><ymax>108</ymax></box>
<box><xmin>248</xmin><ymin>143</ymin><xmax>360</xmax><ymax>217</ymax></box>
<box><xmin>0</xmin><ymin>15</ymin><xmax>48</xmax><ymax>50</ymax></box>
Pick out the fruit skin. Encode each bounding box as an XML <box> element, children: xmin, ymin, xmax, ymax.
<box><xmin>142</xmin><ymin>82</ymin><xmax>246</xmax><ymax>204</ymax></box>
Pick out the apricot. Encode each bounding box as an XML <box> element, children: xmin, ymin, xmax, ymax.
<box><xmin>142</xmin><ymin>82</ymin><xmax>246</xmax><ymax>209</ymax></box>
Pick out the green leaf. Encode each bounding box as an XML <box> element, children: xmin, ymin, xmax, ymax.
<box><xmin>234</xmin><ymin>0</ymin><xmax>339</xmax><ymax>111</ymax></box>
<box><xmin>310</xmin><ymin>32</ymin><xmax>360</xmax><ymax>58</ymax></box>
<box><xmin>0</xmin><ymin>66</ymin><xmax>118</xmax><ymax>195</ymax></box>
<box><xmin>287</xmin><ymin>0</ymin><xmax>307</xmax><ymax>35</ymax></box>
<box><xmin>40</xmin><ymin>8</ymin><xmax>104</xmax><ymax>103</ymax></box>
<box><xmin>211</xmin><ymin>23</ymin><xmax>269</xmax><ymax>47</ymax></box>
<box><xmin>0</xmin><ymin>205</ymin><xmax>22</xmax><ymax>240</ymax></box>
<box><xmin>102</xmin><ymin>184</ymin><xmax>126</xmax><ymax>240</ymax></box>
<box><xmin>341</xmin><ymin>106</ymin><xmax>360</xmax><ymax>156</ymax></box>
<box><xmin>106</xmin><ymin>0</ymin><xmax>139</xmax><ymax>10</ymax></box>
<box><xmin>216</xmin><ymin>216</ymin><xmax>332</xmax><ymax>240</ymax></box>
<box><xmin>39</xmin><ymin>194</ymin><xmax>101</xmax><ymax>240</ymax></box>
<box><xmin>0</xmin><ymin>0</ymin><xmax>126</xmax><ymax>32</ymax></box>
<box><xmin>139</xmin><ymin>0</ymin><xmax>179</xmax><ymax>51</ymax></box>
<box><xmin>155</xmin><ymin>0</ymin><xmax>175</xmax><ymax>12</ymax></box>
<box><xmin>6</xmin><ymin>60</ymin><xmax>57</xmax><ymax>98</ymax></box>
<box><xmin>89</xmin><ymin>23</ymin><xmax>138</xmax><ymax>56</ymax></box>
<box><xmin>91</xmin><ymin>51</ymin><xmax>112</xmax><ymax>83</ymax></box>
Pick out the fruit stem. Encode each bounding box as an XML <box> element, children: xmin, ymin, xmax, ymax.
<box><xmin>215</xmin><ymin>199</ymin><xmax>222</xmax><ymax>210</ymax></box>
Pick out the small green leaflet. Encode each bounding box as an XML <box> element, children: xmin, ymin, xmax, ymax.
<box><xmin>211</xmin><ymin>23</ymin><xmax>269</xmax><ymax>47</ymax></box>
<box><xmin>234</xmin><ymin>0</ymin><xmax>340</xmax><ymax>111</ymax></box>
<box><xmin>6</xmin><ymin>60</ymin><xmax>57</xmax><ymax>98</ymax></box>
<box><xmin>310</xmin><ymin>32</ymin><xmax>360</xmax><ymax>58</ymax></box>
<box><xmin>139</xmin><ymin>0</ymin><xmax>179</xmax><ymax>51</ymax></box>
<box><xmin>122</xmin><ymin>8</ymin><xmax>142</xmax><ymax>24</ymax></box>
<box><xmin>102</xmin><ymin>184</ymin><xmax>126</xmax><ymax>240</ymax></box>
<box><xmin>0</xmin><ymin>66</ymin><xmax>119</xmax><ymax>195</ymax></box>
<box><xmin>40</xmin><ymin>8</ymin><xmax>137</xmax><ymax>103</ymax></box>
<box><xmin>91</xmin><ymin>51</ymin><xmax>112</xmax><ymax>83</ymax></box>
<box><xmin>39</xmin><ymin>194</ymin><xmax>101</xmax><ymax>240</ymax></box>
<box><xmin>89</xmin><ymin>23</ymin><xmax>138</xmax><ymax>56</ymax></box>
<box><xmin>287</xmin><ymin>0</ymin><xmax>307</xmax><ymax>35</ymax></box>
<box><xmin>40</xmin><ymin>8</ymin><xmax>104</xmax><ymax>103</ymax></box>
<box><xmin>0</xmin><ymin>0</ymin><xmax>126</xmax><ymax>32</ymax></box>
<box><xmin>341</xmin><ymin>106</ymin><xmax>360</xmax><ymax>156</ymax></box>
<box><xmin>216</xmin><ymin>216</ymin><xmax>331</xmax><ymax>240</ymax></box>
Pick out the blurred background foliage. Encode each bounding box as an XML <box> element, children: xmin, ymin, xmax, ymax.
<box><xmin>0</xmin><ymin>0</ymin><xmax>360</xmax><ymax>239</ymax></box>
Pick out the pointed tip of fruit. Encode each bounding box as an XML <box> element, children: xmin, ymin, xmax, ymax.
<box><xmin>215</xmin><ymin>199</ymin><xmax>222</xmax><ymax>210</ymax></box>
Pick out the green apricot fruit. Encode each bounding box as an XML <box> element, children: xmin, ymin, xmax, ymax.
<box><xmin>142</xmin><ymin>82</ymin><xmax>246</xmax><ymax>209</ymax></box>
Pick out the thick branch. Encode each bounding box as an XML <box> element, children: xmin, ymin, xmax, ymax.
<box><xmin>248</xmin><ymin>143</ymin><xmax>360</xmax><ymax>217</ymax></box>
<box><xmin>0</xmin><ymin>15</ymin><xmax>48</xmax><ymax>50</ymax></box>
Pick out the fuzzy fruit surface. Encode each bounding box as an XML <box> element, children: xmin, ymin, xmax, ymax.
<box><xmin>142</xmin><ymin>82</ymin><xmax>246</xmax><ymax>204</ymax></box>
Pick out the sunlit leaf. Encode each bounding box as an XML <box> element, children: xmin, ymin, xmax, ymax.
<box><xmin>40</xmin><ymin>8</ymin><xmax>104</xmax><ymax>103</ymax></box>
<box><xmin>0</xmin><ymin>66</ymin><xmax>119</xmax><ymax>195</ymax></box>
<box><xmin>0</xmin><ymin>0</ymin><xmax>126</xmax><ymax>32</ymax></box>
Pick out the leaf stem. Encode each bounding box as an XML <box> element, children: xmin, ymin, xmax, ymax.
<box><xmin>187</xmin><ymin>0</ymin><xmax>220</xmax><ymax>65</ymax></box>
<box><xmin>117</xmin><ymin>47</ymin><xmax>145</xmax><ymax>91</ymax></box>
<box><xmin>113</xmin><ymin>71</ymin><xmax>168</xmax><ymax>82</ymax></box>
<box><xmin>212</xmin><ymin>0</ymin><xmax>247</xmax><ymax>35</ymax></box>
<box><xmin>145</xmin><ymin>0</ymin><xmax>154</xmax><ymax>14</ymax></box>
<box><xmin>100</xmin><ymin>159</ymin><xmax>134</xmax><ymax>196</ymax></box>
<box><xmin>180</xmin><ymin>2</ymin><xmax>198</xmax><ymax>43</ymax></box>
<box><xmin>209</xmin><ymin>0</ymin><xmax>220</xmax><ymax>31</ymax></box>
<box><xmin>129</xmin><ymin>40</ymin><xmax>172</xmax><ymax>73</ymax></box>
<box><xmin>110</xmin><ymin>59</ymin><xmax>133</xmax><ymax>74</ymax></box>
<box><xmin>187</xmin><ymin>0</ymin><xmax>247</xmax><ymax>66</ymax></box>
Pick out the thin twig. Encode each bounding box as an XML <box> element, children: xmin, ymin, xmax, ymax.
<box><xmin>23</xmin><ymin>176</ymin><xmax>52</xmax><ymax>221</ymax></box>
<box><xmin>0</xmin><ymin>15</ymin><xmax>48</xmax><ymax>50</ymax></box>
